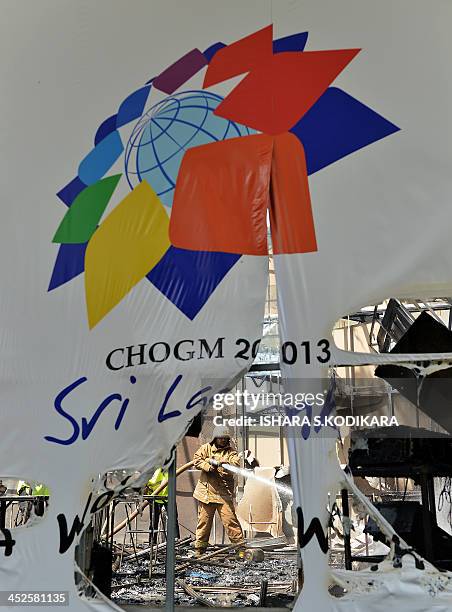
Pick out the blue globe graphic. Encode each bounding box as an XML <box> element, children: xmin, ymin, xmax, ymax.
<box><xmin>125</xmin><ymin>90</ymin><xmax>252</xmax><ymax>207</ymax></box>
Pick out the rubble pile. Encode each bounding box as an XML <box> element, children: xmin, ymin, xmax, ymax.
<box><xmin>111</xmin><ymin>543</ymin><xmax>297</xmax><ymax>608</ymax></box>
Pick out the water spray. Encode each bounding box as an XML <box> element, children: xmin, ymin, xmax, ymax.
<box><xmin>215</xmin><ymin>461</ymin><xmax>293</xmax><ymax>497</ymax></box>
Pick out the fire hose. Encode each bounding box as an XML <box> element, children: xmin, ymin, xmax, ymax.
<box><xmin>104</xmin><ymin>460</ymin><xmax>194</xmax><ymax>539</ymax></box>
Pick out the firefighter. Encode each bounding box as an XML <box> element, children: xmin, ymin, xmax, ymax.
<box><xmin>193</xmin><ymin>425</ymin><xmax>244</xmax><ymax>556</ymax></box>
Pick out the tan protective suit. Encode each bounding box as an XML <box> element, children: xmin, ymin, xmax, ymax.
<box><xmin>193</xmin><ymin>441</ymin><xmax>244</xmax><ymax>551</ymax></box>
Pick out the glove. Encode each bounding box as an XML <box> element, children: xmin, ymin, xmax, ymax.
<box><xmin>218</xmin><ymin>462</ymin><xmax>231</xmax><ymax>476</ymax></box>
<box><xmin>208</xmin><ymin>458</ymin><xmax>220</xmax><ymax>468</ymax></box>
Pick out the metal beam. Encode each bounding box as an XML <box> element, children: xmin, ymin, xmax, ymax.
<box><xmin>165</xmin><ymin>449</ymin><xmax>177</xmax><ymax>612</ymax></box>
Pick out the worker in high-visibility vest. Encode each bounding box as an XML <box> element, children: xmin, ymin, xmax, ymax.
<box><xmin>32</xmin><ymin>483</ymin><xmax>50</xmax><ymax>517</ymax></box>
<box><xmin>16</xmin><ymin>482</ymin><xmax>49</xmax><ymax>517</ymax></box>
<box><xmin>146</xmin><ymin>468</ymin><xmax>179</xmax><ymax>544</ymax></box>
<box><xmin>16</xmin><ymin>481</ymin><xmax>32</xmax><ymax>496</ymax></box>
<box><xmin>32</xmin><ymin>483</ymin><xmax>50</xmax><ymax>497</ymax></box>
<box><xmin>16</xmin><ymin>482</ymin><xmax>49</xmax><ymax>497</ymax></box>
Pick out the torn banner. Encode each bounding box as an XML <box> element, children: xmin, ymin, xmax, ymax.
<box><xmin>2</xmin><ymin>2</ymin><xmax>452</xmax><ymax>612</ymax></box>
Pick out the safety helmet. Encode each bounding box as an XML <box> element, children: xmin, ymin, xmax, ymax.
<box><xmin>211</xmin><ymin>425</ymin><xmax>231</xmax><ymax>441</ymax></box>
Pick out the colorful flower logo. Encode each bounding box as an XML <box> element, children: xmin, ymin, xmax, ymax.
<box><xmin>49</xmin><ymin>26</ymin><xmax>399</xmax><ymax>329</ymax></box>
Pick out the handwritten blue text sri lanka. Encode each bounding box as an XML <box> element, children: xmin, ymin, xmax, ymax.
<box><xmin>45</xmin><ymin>375</ymin><xmax>335</xmax><ymax>446</ymax></box>
<box><xmin>44</xmin><ymin>375</ymin><xmax>216</xmax><ymax>446</ymax></box>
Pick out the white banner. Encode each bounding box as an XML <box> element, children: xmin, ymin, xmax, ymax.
<box><xmin>2</xmin><ymin>1</ymin><xmax>452</xmax><ymax>610</ymax></box>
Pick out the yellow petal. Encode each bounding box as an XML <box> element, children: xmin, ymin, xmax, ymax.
<box><xmin>85</xmin><ymin>180</ymin><xmax>170</xmax><ymax>328</ymax></box>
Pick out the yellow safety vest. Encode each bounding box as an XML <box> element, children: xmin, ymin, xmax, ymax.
<box><xmin>146</xmin><ymin>468</ymin><xmax>168</xmax><ymax>504</ymax></box>
<box><xmin>17</xmin><ymin>481</ymin><xmax>32</xmax><ymax>495</ymax></box>
<box><xmin>32</xmin><ymin>484</ymin><xmax>50</xmax><ymax>497</ymax></box>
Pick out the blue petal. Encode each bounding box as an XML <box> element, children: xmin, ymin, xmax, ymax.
<box><xmin>291</xmin><ymin>87</ymin><xmax>400</xmax><ymax>175</ymax></box>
